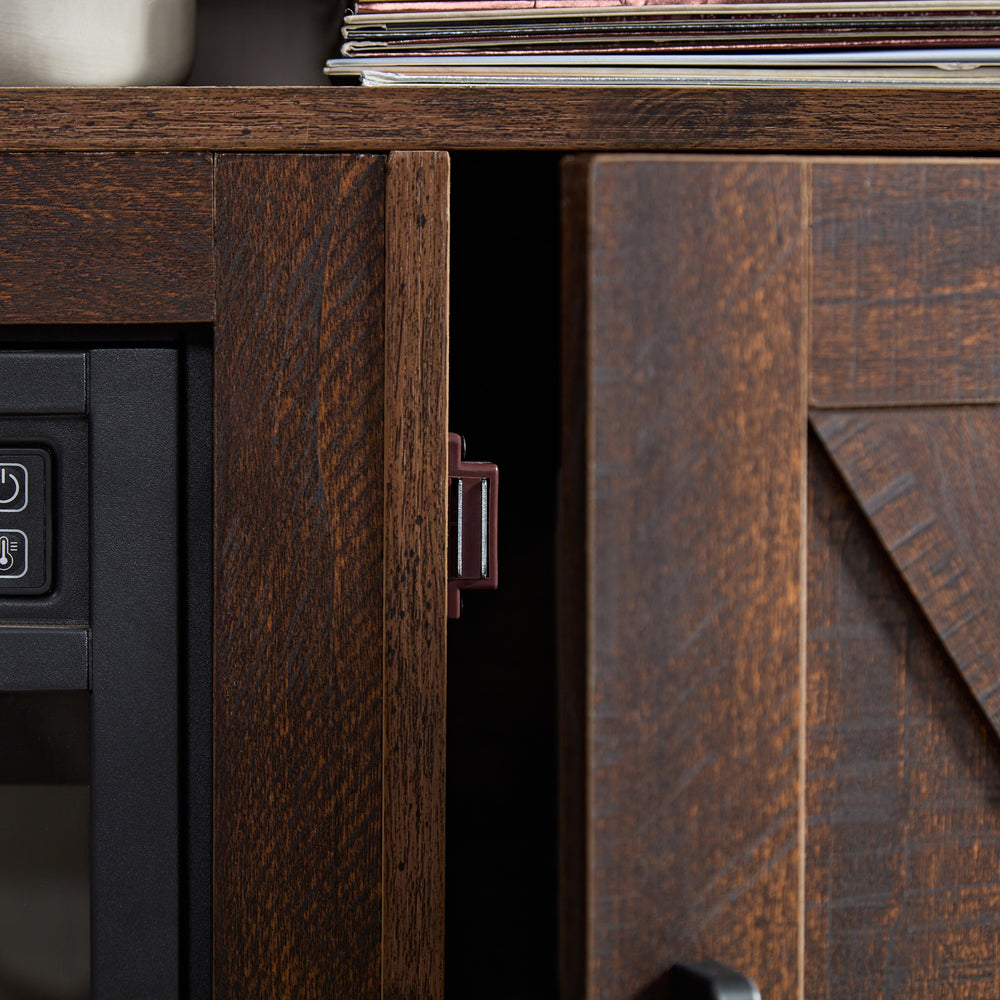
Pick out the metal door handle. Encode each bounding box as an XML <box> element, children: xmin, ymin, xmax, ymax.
<box><xmin>667</xmin><ymin>961</ymin><xmax>761</xmax><ymax>1000</ymax></box>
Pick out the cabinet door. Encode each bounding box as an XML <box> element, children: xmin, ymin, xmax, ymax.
<box><xmin>213</xmin><ymin>151</ymin><xmax>449</xmax><ymax>1000</ymax></box>
<box><xmin>560</xmin><ymin>156</ymin><xmax>1000</xmax><ymax>1000</ymax></box>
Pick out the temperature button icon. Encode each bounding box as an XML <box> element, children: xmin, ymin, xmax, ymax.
<box><xmin>0</xmin><ymin>530</ymin><xmax>27</xmax><ymax>579</ymax></box>
<box><xmin>0</xmin><ymin>464</ymin><xmax>27</xmax><ymax>513</ymax></box>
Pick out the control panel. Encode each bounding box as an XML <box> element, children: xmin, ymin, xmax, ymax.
<box><xmin>0</xmin><ymin>345</ymin><xmax>211</xmax><ymax>999</ymax></box>
<box><xmin>0</xmin><ymin>449</ymin><xmax>51</xmax><ymax>595</ymax></box>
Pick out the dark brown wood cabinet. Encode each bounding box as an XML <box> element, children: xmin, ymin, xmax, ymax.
<box><xmin>3</xmin><ymin>90</ymin><xmax>1000</xmax><ymax>1000</ymax></box>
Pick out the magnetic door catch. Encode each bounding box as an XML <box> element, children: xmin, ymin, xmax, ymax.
<box><xmin>448</xmin><ymin>432</ymin><xmax>498</xmax><ymax>620</ymax></box>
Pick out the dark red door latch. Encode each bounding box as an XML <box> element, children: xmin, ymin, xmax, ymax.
<box><xmin>448</xmin><ymin>432</ymin><xmax>498</xmax><ymax>619</ymax></box>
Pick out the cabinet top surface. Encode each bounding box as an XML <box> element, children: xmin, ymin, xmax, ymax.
<box><xmin>1</xmin><ymin>85</ymin><xmax>998</xmax><ymax>152</ymax></box>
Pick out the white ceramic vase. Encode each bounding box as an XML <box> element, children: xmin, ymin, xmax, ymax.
<box><xmin>0</xmin><ymin>0</ymin><xmax>196</xmax><ymax>85</ymax></box>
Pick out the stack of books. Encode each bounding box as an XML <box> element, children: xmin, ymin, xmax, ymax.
<box><xmin>324</xmin><ymin>0</ymin><xmax>1000</xmax><ymax>86</ymax></box>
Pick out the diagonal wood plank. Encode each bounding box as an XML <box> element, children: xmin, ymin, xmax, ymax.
<box><xmin>812</xmin><ymin>406</ymin><xmax>1000</xmax><ymax>739</ymax></box>
<box><xmin>806</xmin><ymin>438</ymin><xmax>1000</xmax><ymax>1000</ymax></box>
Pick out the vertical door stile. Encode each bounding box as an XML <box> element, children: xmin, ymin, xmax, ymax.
<box><xmin>213</xmin><ymin>153</ymin><xmax>387</xmax><ymax>999</ymax></box>
<box><xmin>382</xmin><ymin>149</ymin><xmax>450</xmax><ymax>1000</ymax></box>
<box><xmin>559</xmin><ymin>154</ymin><xmax>808</xmax><ymax>1000</ymax></box>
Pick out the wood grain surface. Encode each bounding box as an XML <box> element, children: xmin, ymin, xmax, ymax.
<box><xmin>813</xmin><ymin>407</ymin><xmax>1000</xmax><ymax>740</ymax></box>
<box><xmin>806</xmin><ymin>440</ymin><xmax>1000</xmax><ymax>999</ymax></box>
<box><xmin>810</xmin><ymin>161</ymin><xmax>1000</xmax><ymax>406</ymax></box>
<box><xmin>0</xmin><ymin>153</ymin><xmax>213</xmax><ymax>323</ymax></box>
<box><xmin>559</xmin><ymin>155</ymin><xmax>591</xmax><ymax>1000</ymax></box>
<box><xmin>560</xmin><ymin>155</ymin><xmax>806</xmax><ymax>1000</ymax></box>
<box><xmin>214</xmin><ymin>153</ymin><xmax>386</xmax><ymax>999</ymax></box>
<box><xmin>2</xmin><ymin>87</ymin><xmax>1000</xmax><ymax>153</ymax></box>
<box><xmin>382</xmin><ymin>150</ymin><xmax>449</xmax><ymax>1000</ymax></box>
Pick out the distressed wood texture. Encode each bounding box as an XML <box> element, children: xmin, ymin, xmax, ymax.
<box><xmin>559</xmin><ymin>156</ymin><xmax>591</xmax><ymax>1000</ymax></box>
<box><xmin>214</xmin><ymin>154</ymin><xmax>387</xmax><ymax>999</ymax></box>
<box><xmin>810</xmin><ymin>160</ymin><xmax>1000</xmax><ymax>406</ymax></box>
<box><xmin>382</xmin><ymin>150</ymin><xmax>449</xmax><ymax>1000</ymax></box>
<box><xmin>812</xmin><ymin>407</ymin><xmax>1000</xmax><ymax>739</ymax></box>
<box><xmin>0</xmin><ymin>153</ymin><xmax>213</xmax><ymax>323</ymax></box>
<box><xmin>560</xmin><ymin>156</ymin><xmax>806</xmax><ymax>1000</ymax></box>
<box><xmin>4</xmin><ymin>88</ymin><xmax>1000</xmax><ymax>153</ymax></box>
<box><xmin>806</xmin><ymin>440</ymin><xmax>1000</xmax><ymax>1000</ymax></box>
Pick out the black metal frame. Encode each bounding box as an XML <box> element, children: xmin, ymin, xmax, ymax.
<box><xmin>89</xmin><ymin>348</ymin><xmax>180</xmax><ymax>997</ymax></box>
<box><xmin>0</xmin><ymin>339</ymin><xmax>212</xmax><ymax>1000</ymax></box>
<box><xmin>180</xmin><ymin>339</ymin><xmax>213</xmax><ymax>1000</ymax></box>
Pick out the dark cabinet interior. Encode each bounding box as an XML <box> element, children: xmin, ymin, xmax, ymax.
<box><xmin>447</xmin><ymin>152</ymin><xmax>563</xmax><ymax>999</ymax></box>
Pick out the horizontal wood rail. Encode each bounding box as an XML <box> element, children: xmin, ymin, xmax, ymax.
<box><xmin>2</xmin><ymin>85</ymin><xmax>1000</xmax><ymax>152</ymax></box>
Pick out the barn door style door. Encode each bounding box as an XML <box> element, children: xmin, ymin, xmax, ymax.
<box><xmin>560</xmin><ymin>155</ymin><xmax>1000</xmax><ymax>1000</ymax></box>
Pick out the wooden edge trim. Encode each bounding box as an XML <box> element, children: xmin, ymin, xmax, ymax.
<box><xmin>383</xmin><ymin>149</ymin><xmax>450</xmax><ymax>1000</ymax></box>
<box><xmin>5</xmin><ymin>88</ymin><xmax>1000</xmax><ymax>153</ymax></box>
<box><xmin>558</xmin><ymin>154</ymin><xmax>592</xmax><ymax>1000</ymax></box>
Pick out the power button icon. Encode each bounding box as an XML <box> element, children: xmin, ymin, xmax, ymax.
<box><xmin>0</xmin><ymin>464</ymin><xmax>27</xmax><ymax>513</ymax></box>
